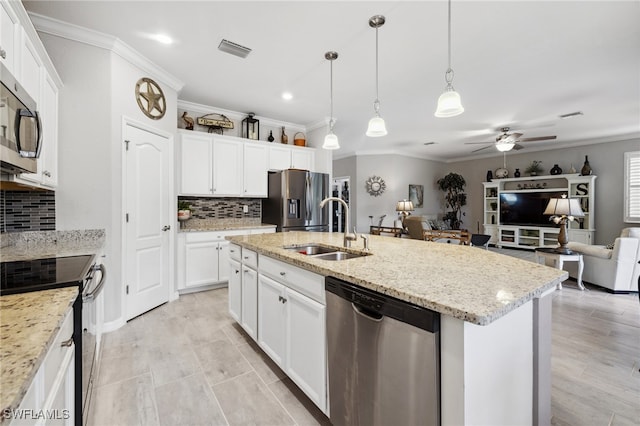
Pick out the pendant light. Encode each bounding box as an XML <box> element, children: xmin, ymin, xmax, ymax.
<box><xmin>435</xmin><ymin>0</ymin><xmax>464</xmax><ymax>118</ymax></box>
<box><xmin>323</xmin><ymin>51</ymin><xmax>340</xmax><ymax>150</ymax></box>
<box><xmin>366</xmin><ymin>15</ymin><xmax>387</xmax><ymax>137</ymax></box>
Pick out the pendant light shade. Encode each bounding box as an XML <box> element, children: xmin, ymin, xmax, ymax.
<box><xmin>366</xmin><ymin>15</ymin><xmax>387</xmax><ymax>137</ymax></box>
<box><xmin>323</xmin><ymin>51</ymin><xmax>340</xmax><ymax>150</ymax></box>
<box><xmin>435</xmin><ymin>0</ymin><xmax>464</xmax><ymax>118</ymax></box>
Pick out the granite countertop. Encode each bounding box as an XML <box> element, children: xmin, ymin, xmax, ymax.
<box><xmin>227</xmin><ymin>232</ymin><xmax>567</xmax><ymax>326</ymax></box>
<box><xmin>178</xmin><ymin>220</ymin><xmax>276</xmax><ymax>233</ymax></box>
<box><xmin>0</xmin><ymin>288</ymin><xmax>79</xmax><ymax>420</ymax></box>
<box><xmin>0</xmin><ymin>229</ymin><xmax>105</xmax><ymax>262</ymax></box>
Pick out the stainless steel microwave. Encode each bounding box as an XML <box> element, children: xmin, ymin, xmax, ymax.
<box><xmin>0</xmin><ymin>63</ymin><xmax>41</xmax><ymax>174</ymax></box>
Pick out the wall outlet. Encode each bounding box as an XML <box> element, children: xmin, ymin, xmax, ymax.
<box><xmin>243</xmin><ymin>205</ymin><xmax>249</xmax><ymax>213</ymax></box>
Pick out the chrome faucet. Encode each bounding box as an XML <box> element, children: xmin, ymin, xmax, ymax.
<box><xmin>320</xmin><ymin>197</ymin><xmax>357</xmax><ymax>248</ymax></box>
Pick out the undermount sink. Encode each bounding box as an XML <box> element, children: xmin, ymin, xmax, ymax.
<box><xmin>311</xmin><ymin>251</ymin><xmax>367</xmax><ymax>261</ymax></box>
<box><xmin>283</xmin><ymin>244</ymin><xmax>338</xmax><ymax>255</ymax></box>
<box><xmin>282</xmin><ymin>244</ymin><xmax>370</xmax><ymax>261</ymax></box>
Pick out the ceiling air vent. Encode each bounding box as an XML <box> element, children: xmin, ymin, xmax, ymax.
<box><xmin>218</xmin><ymin>39</ymin><xmax>252</xmax><ymax>58</ymax></box>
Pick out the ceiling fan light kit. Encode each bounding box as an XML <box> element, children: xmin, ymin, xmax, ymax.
<box><xmin>323</xmin><ymin>51</ymin><xmax>340</xmax><ymax>150</ymax></box>
<box><xmin>495</xmin><ymin>142</ymin><xmax>515</xmax><ymax>152</ymax></box>
<box><xmin>435</xmin><ymin>0</ymin><xmax>464</xmax><ymax>118</ymax></box>
<box><xmin>366</xmin><ymin>15</ymin><xmax>388</xmax><ymax>137</ymax></box>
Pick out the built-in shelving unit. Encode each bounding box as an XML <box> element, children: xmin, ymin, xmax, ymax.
<box><xmin>483</xmin><ymin>174</ymin><xmax>597</xmax><ymax>249</ymax></box>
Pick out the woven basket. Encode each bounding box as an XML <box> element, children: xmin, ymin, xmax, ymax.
<box><xmin>293</xmin><ymin>132</ymin><xmax>306</xmax><ymax>146</ymax></box>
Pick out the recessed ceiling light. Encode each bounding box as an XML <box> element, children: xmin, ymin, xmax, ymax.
<box><xmin>151</xmin><ymin>34</ymin><xmax>173</xmax><ymax>45</ymax></box>
<box><xmin>559</xmin><ymin>111</ymin><xmax>584</xmax><ymax>119</ymax></box>
<box><xmin>281</xmin><ymin>92</ymin><xmax>293</xmax><ymax>101</ymax></box>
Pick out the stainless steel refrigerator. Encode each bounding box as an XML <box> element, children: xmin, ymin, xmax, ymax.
<box><xmin>263</xmin><ymin>170</ymin><xmax>330</xmax><ymax>232</ymax></box>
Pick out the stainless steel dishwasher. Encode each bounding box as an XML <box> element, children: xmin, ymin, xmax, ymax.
<box><xmin>326</xmin><ymin>277</ymin><xmax>440</xmax><ymax>426</ymax></box>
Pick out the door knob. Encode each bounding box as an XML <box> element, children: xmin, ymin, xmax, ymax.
<box><xmin>162</xmin><ymin>225</ymin><xmax>171</xmax><ymax>231</ymax></box>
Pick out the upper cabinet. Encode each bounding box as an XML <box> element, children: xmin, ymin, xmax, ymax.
<box><xmin>179</xmin><ymin>130</ymin><xmax>270</xmax><ymax>197</ymax></box>
<box><xmin>268</xmin><ymin>144</ymin><xmax>314</xmax><ymax>171</ymax></box>
<box><xmin>1</xmin><ymin>0</ymin><xmax>61</xmax><ymax>189</ymax></box>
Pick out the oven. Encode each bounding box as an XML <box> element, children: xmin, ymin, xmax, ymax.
<box><xmin>0</xmin><ymin>254</ymin><xmax>107</xmax><ymax>426</ymax></box>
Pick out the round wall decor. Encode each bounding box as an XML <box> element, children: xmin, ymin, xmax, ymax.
<box><xmin>135</xmin><ymin>77</ymin><xmax>166</xmax><ymax>120</ymax></box>
<box><xmin>365</xmin><ymin>176</ymin><xmax>386</xmax><ymax>197</ymax></box>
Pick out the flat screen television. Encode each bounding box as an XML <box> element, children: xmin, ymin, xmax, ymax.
<box><xmin>500</xmin><ymin>191</ymin><xmax>566</xmax><ymax>227</ymax></box>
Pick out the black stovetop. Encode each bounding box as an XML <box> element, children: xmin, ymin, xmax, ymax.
<box><xmin>0</xmin><ymin>255</ymin><xmax>94</xmax><ymax>295</ymax></box>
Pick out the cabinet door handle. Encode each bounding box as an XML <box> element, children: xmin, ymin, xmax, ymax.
<box><xmin>61</xmin><ymin>338</ymin><xmax>74</xmax><ymax>347</ymax></box>
<box><xmin>235</xmin><ymin>269</ymin><xmax>239</xmax><ymax>274</ymax></box>
<box><xmin>243</xmin><ymin>269</ymin><xmax>249</xmax><ymax>273</ymax></box>
<box><xmin>279</xmin><ymin>272</ymin><xmax>286</xmax><ymax>276</ymax></box>
<box><xmin>281</xmin><ymin>297</ymin><xmax>287</xmax><ymax>304</ymax></box>
<box><xmin>43</xmin><ymin>170</ymin><xmax>51</xmax><ymax>177</ymax></box>
<box><xmin>162</xmin><ymin>225</ymin><xmax>171</xmax><ymax>231</ymax></box>
<box><xmin>243</xmin><ymin>256</ymin><xmax>249</xmax><ymax>260</ymax></box>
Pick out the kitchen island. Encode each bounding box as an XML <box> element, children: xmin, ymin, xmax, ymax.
<box><xmin>227</xmin><ymin>231</ymin><xmax>567</xmax><ymax>426</ymax></box>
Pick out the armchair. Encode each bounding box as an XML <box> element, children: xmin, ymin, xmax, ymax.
<box><xmin>566</xmin><ymin>228</ymin><xmax>640</xmax><ymax>293</ymax></box>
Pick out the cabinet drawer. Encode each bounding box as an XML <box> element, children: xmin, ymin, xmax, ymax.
<box><xmin>259</xmin><ymin>255</ymin><xmax>324</xmax><ymax>304</ymax></box>
<box><xmin>229</xmin><ymin>243</ymin><xmax>242</xmax><ymax>262</ymax></box>
<box><xmin>43</xmin><ymin>307</ymin><xmax>74</xmax><ymax>395</ymax></box>
<box><xmin>242</xmin><ymin>249</ymin><xmax>258</xmax><ymax>269</ymax></box>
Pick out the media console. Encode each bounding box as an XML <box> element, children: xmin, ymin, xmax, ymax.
<box><xmin>483</xmin><ymin>174</ymin><xmax>596</xmax><ymax>249</ymax></box>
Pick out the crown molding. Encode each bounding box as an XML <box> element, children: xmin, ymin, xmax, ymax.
<box><xmin>28</xmin><ymin>12</ymin><xmax>184</xmax><ymax>92</ymax></box>
<box><xmin>177</xmin><ymin>99</ymin><xmax>306</xmax><ymax>131</ymax></box>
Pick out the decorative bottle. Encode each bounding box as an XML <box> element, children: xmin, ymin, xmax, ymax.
<box><xmin>486</xmin><ymin>170</ymin><xmax>493</xmax><ymax>182</ymax></box>
<box><xmin>514</xmin><ymin>168</ymin><xmax>521</xmax><ymax>178</ymax></box>
<box><xmin>580</xmin><ymin>155</ymin><xmax>592</xmax><ymax>175</ymax></box>
<box><xmin>281</xmin><ymin>127</ymin><xmax>288</xmax><ymax>144</ymax></box>
<box><xmin>550</xmin><ymin>164</ymin><xmax>562</xmax><ymax>175</ymax></box>
<box><xmin>267</xmin><ymin>131</ymin><xmax>275</xmax><ymax>142</ymax></box>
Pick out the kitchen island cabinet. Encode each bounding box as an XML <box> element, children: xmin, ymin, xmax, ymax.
<box><xmin>227</xmin><ymin>231</ymin><xmax>566</xmax><ymax>426</ymax></box>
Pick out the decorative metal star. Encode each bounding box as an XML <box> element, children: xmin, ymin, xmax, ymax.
<box><xmin>135</xmin><ymin>77</ymin><xmax>166</xmax><ymax>120</ymax></box>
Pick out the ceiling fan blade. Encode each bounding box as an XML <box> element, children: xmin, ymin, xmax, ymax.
<box><xmin>513</xmin><ymin>144</ymin><xmax>525</xmax><ymax>150</ymax></box>
<box><xmin>519</xmin><ymin>136</ymin><xmax>557</xmax><ymax>142</ymax></box>
<box><xmin>465</xmin><ymin>141</ymin><xmax>494</xmax><ymax>145</ymax></box>
<box><xmin>471</xmin><ymin>145</ymin><xmax>492</xmax><ymax>153</ymax></box>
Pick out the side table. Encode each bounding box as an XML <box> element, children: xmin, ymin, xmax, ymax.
<box><xmin>535</xmin><ymin>248</ymin><xmax>585</xmax><ymax>290</ymax></box>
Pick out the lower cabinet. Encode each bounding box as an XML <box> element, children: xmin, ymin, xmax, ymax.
<box><xmin>241</xmin><ymin>265</ymin><xmax>258</xmax><ymax>340</ymax></box>
<box><xmin>177</xmin><ymin>232</ymin><xmax>234</xmax><ymax>291</ymax></box>
<box><xmin>14</xmin><ymin>307</ymin><xmax>75</xmax><ymax>426</ymax></box>
<box><xmin>256</xmin><ymin>259</ymin><xmax>327</xmax><ymax>413</ymax></box>
<box><xmin>228</xmin><ymin>258</ymin><xmax>242</xmax><ymax>323</ymax></box>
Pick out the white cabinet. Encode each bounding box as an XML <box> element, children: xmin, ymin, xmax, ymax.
<box><xmin>243</xmin><ymin>142</ymin><xmax>269</xmax><ymax>196</ymax></box>
<box><xmin>179</xmin><ymin>132</ymin><xmax>212</xmax><ymax>195</ymax></box>
<box><xmin>19</xmin><ymin>28</ymin><xmax>41</xmax><ymax>104</ymax></box>
<box><xmin>268</xmin><ymin>144</ymin><xmax>315</xmax><ymax>171</ymax></box>
<box><xmin>1</xmin><ymin>1</ymin><xmax>19</xmax><ymax>75</ymax></box>
<box><xmin>228</xmin><ymin>258</ymin><xmax>242</xmax><ymax>322</ymax></box>
<box><xmin>13</xmin><ymin>307</ymin><xmax>75</xmax><ymax>426</ymax></box>
<box><xmin>212</xmin><ymin>137</ymin><xmax>243</xmax><ymax>196</ymax></box>
<box><xmin>256</xmin><ymin>256</ymin><xmax>327</xmax><ymax>412</ymax></box>
<box><xmin>241</xmin><ymin>262</ymin><xmax>259</xmax><ymax>339</ymax></box>
<box><xmin>177</xmin><ymin>231</ymin><xmax>234</xmax><ymax>291</ymax></box>
<box><xmin>178</xmin><ymin>131</ymin><xmax>269</xmax><ymax>197</ymax></box>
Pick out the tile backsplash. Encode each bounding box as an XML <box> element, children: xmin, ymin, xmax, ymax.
<box><xmin>1</xmin><ymin>190</ymin><xmax>56</xmax><ymax>233</ymax></box>
<box><xmin>178</xmin><ymin>197</ymin><xmax>261</xmax><ymax>219</ymax></box>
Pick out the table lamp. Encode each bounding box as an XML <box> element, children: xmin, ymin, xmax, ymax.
<box><xmin>543</xmin><ymin>195</ymin><xmax>584</xmax><ymax>254</ymax></box>
<box><xmin>396</xmin><ymin>200</ymin><xmax>414</xmax><ymax>228</ymax></box>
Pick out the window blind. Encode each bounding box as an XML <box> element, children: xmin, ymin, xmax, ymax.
<box><xmin>624</xmin><ymin>151</ymin><xmax>640</xmax><ymax>222</ymax></box>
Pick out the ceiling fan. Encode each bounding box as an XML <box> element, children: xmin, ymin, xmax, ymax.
<box><xmin>465</xmin><ymin>127</ymin><xmax>557</xmax><ymax>153</ymax></box>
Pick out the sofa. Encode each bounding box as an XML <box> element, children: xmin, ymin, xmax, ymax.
<box><xmin>565</xmin><ymin>227</ymin><xmax>640</xmax><ymax>293</ymax></box>
<box><xmin>404</xmin><ymin>216</ymin><xmax>470</xmax><ymax>244</ymax></box>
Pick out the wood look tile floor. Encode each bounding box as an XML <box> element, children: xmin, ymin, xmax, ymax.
<box><xmin>89</xmin><ymin>249</ymin><xmax>640</xmax><ymax>426</ymax></box>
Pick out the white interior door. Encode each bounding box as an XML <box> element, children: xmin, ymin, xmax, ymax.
<box><xmin>124</xmin><ymin>123</ymin><xmax>171</xmax><ymax>320</ymax></box>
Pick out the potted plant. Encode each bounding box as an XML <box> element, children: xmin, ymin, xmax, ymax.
<box><xmin>525</xmin><ymin>160</ymin><xmax>544</xmax><ymax>176</ymax></box>
<box><xmin>177</xmin><ymin>200</ymin><xmax>192</xmax><ymax>221</ymax></box>
<box><xmin>437</xmin><ymin>172</ymin><xmax>467</xmax><ymax>230</ymax></box>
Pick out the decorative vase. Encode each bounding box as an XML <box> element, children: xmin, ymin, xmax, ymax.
<box><xmin>486</xmin><ymin>170</ymin><xmax>493</xmax><ymax>182</ymax></box>
<box><xmin>569</xmin><ymin>164</ymin><xmax>576</xmax><ymax>174</ymax></box>
<box><xmin>267</xmin><ymin>131</ymin><xmax>275</xmax><ymax>142</ymax></box>
<box><xmin>580</xmin><ymin>155</ymin><xmax>592</xmax><ymax>175</ymax></box>
<box><xmin>550</xmin><ymin>164</ymin><xmax>562</xmax><ymax>175</ymax></box>
<box><xmin>514</xmin><ymin>168</ymin><xmax>521</xmax><ymax>178</ymax></box>
<box><xmin>281</xmin><ymin>126</ymin><xmax>288</xmax><ymax>144</ymax></box>
<box><xmin>177</xmin><ymin>210</ymin><xmax>191</xmax><ymax>221</ymax></box>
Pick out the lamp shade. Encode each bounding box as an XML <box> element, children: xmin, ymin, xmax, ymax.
<box><xmin>543</xmin><ymin>197</ymin><xmax>584</xmax><ymax>218</ymax></box>
<box><xmin>495</xmin><ymin>142</ymin><xmax>515</xmax><ymax>152</ymax></box>
<box><xmin>396</xmin><ymin>200</ymin><xmax>415</xmax><ymax>212</ymax></box>
<box><xmin>366</xmin><ymin>115</ymin><xmax>388</xmax><ymax>137</ymax></box>
<box><xmin>434</xmin><ymin>89</ymin><xmax>464</xmax><ymax>118</ymax></box>
<box><xmin>322</xmin><ymin>132</ymin><xmax>340</xmax><ymax>150</ymax></box>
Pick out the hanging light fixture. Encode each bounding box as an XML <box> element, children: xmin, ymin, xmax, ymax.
<box><xmin>366</xmin><ymin>15</ymin><xmax>387</xmax><ymax>137</ymax></box>
<box><xmin>435</xmin><ymin>0</ymin><xmax>464</xmax><ymax>118</ymax></box>
<box><xmin>323</xmin><ymin>51</ymin><xmax>340</xmax><ymax>150</ymax></box>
